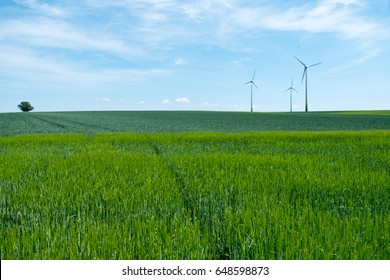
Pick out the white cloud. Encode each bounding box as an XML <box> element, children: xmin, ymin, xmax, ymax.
<box><xmin>14</xmin><ymin>0</ymin><xmax>65</xmax><ymax>17</ymax></box>
<box><xmin>232</xmin><ymin>0</ymin><xmax>383</xmax><ymax>40</ymax></box>
<box><xmin>174</xmin><ymin>97</ymin><xmax>190</xmax><ymax>103</ymax></box>
<box><xmin>326</xmin><ymin>0</ymin><xmax>362</xmax><ymax>5</ymax></box>
<box><xmin>232</xmin><ymin>57</ymin><xmax>251</xmax><ymax>65</ymax></box>
<box><xmin>325</xmin><ymin>48</ymin><xmax>383</xmax><ymax>75</ymax></box>
<box><xmin>1</xmin><ymin>0</ymin><xmax>389</xmax><ymax>113</ymax></box>
<box><xmin>174</xmin><ymin>58</ymin><xmax>186</xmax><ymax>65</ymax></box>
<box><xmin>7</xmin><ymin>0</ymin><xmax>387</xmax><ymax>62</ymax></box>
<box><xmin>161</xmin><ymin>99</ymin><xmax>171</xmax><ymax>105</ymax></box>
<box><xmin>0</xmin><ymin>45</ymin><xmax>170</xmax><ymax>89</ymax></box>
<box><xmin>97</xmin><ymin>97</ymin><xmax>111</xmax><ymax>102</ymax></box>
<box><xmin>161</xmin><ymin>97</ymin><xmax>190</xmax><ymax>105</ymax></box>
<box><xmin>138</xmin><ymin>12</ymin><xmax>169</xmax><ymax>24</ymax></box>
<box><xmin>201</xmin><ymin>102</ymin><xmax>219</xmax><ymax>107</ymax></box>
<box><xmin>0</xmin><ymin>18</ymin><xmax>141</xmax><ymax>57</ymax></box>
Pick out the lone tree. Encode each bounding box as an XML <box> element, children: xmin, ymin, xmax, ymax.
<box><xmin>18</xmin><ymin>101</ymin><xmax>34</xmax><ymax>112</ymax></box>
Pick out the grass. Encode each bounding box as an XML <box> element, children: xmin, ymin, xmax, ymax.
<box><xmin>1</xmin><ymin>129</ymin><xmax>389</xmax><ymax>259</ymax></box>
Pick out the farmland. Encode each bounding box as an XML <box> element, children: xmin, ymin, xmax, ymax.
<box><xmin>1</xmin><ymin>110</ymin><xmax>390</xmax><ymax>136</ymax></box>
<box><xmin>0</xmin><ymin>111</ymin><xmax>389</xmax><ymax>259</ymax></box>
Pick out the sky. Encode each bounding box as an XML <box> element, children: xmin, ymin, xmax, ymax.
<box><xmin>1</xmin><ymin>0</ymin><xmax>390</xmax><ymax>113</ymax></box>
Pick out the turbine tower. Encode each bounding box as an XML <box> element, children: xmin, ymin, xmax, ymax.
<box><xmin>285</xmin><ymin>78</ymin><xmax>298</xmax><ymax>113</ymax></box>
<box><xmin>244</xmin><ymin>71</ymin><xmax>258</xmax><ymax>113</ymax></box>
<box><xmin>294</xmin><ymin>56</ymin><xmax>322</xmax><ymax>112</ymax></box>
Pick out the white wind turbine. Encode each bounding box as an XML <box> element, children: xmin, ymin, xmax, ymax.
<box><xmin>285</xmin><ymin>78</ymin><xmax>299</xmax><ymax>113</ymax></box>
<box><xmin>294</xmin><ymin>56</ymin><xmax>322</xmax><ymax>112</ymax></box>
<box><xmin>244</xmin><ymin>71</ymin><xmax>258</xmax><ymax>113</ymax></box>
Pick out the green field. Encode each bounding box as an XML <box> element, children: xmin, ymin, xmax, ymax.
<box><xmin>1</xmin><ymin>111</ymin><xmax>389</xmax><ymax>259</ymax></box>
<box><xmin>1</xmin><ymin>110</ymin><xmax>390</xmax><ymax>136</ymax></box>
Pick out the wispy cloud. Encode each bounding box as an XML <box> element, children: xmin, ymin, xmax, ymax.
<box><xmin>113</xmin><ymin>0</ymin><xmax>388</xmax><ymax>43</ymax></box>
<box><xmin>161</xmin><ymin>97</ymin><xmax>190</xmax><ymax>105</ymax></box>
<box><xmin>0</xmin><ymin>18</ymin><xmax>142</xmax><ymax>57</ymax></box>
<box><xmin>175</xmin><ymin>97</ymin><xmax>190</xmax><ymax>104</ymax></box>
<box><xmin>161</xmin><ymin>99</ymin><xmax>171</xmax><ymax>105</ymax></box>
<box><xmin>232</xmin><ymin>57</ymin><xmax>251</xmax><ymax>65</ymax></box>
<box><xmin>1</xmin><ymin>0</ymin><xmax>389</xmax><ymax>112</ymax></box>
<box><xmin>0</xmin><ymin>45</ymin><xmax>169</xmax><ymax>89</ymax></box>
<box><xmin>233</xmin><ymin>0</ymin><xmax>383</xmax><ymax>40</ymax></box>
<box><xmin>96</xmin><ymin>97</ymin><xmax>111</xmax><ymax>102</ymax></box>
<box><xmin>325</xmin><ymin>47</ymin><xmax>383</xmax><ymax>75</ymax></box>
<box><xmin>174</xmin><ymin>58</ymin><xmax>186</xmax><ymax>65</ymax></box>
<box><xmin>201</xmin><ymin>102</ymin><xmax>219</xmax><ymax>107</ymax></box>
<box><xmin>14</xmin><ymin>0</ymin><xmax>66</xmax><ymax>17</ymax></box>
<box><xmin>6</xmin><ymin>0</ymin><xmax>388</xmax><ymax>60</ymax></box>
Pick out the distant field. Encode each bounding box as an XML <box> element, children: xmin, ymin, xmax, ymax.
<box><xmin>0</xmin><ymin>110</ymin><xmax>389</xmax><ymax>135</ymax></box>
<box><xmin>1</xmin><ymin>111</ymin><xmax>389</xmax><ymax>260</ymax></box>
<box><xmin>332</xmin><ymin>110</ymin><xmax>390</xmax><ymax>116</ymax></box>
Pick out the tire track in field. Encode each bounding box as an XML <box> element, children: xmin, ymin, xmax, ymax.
<box><xmin>147</xmin><ymin>139</ymin><xmax>198</xmax><ymax>220</ymax></box>
<box><xmin>25</xmin><ymin>114</ymin><xmax>68</xmax><ymax>130</ymax></box>
<box><xmin>47</xmin><ymin>116</ymin><xmax>115</xmax><ymax>134</ymax></box>
<box><xmin>148</xmin><ymin>138</ymin><xmax>233</xmax><ymax>259</ymax></box>
<box><xmin>26</xmin><ymin>114</ymin><xmax>116</xmax><ymax>134</ymax></box>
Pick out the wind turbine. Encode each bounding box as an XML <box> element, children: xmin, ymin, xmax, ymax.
<box><xmin>244</xmin><ymin>71</ymin><xmax>258</xmax><ymax>112</ymax></box>
<box><xmin>294</xmin><ymin>56</ymin><xmax>322</xmax><ymax>112</ymax></box>
<box><xmin>285</xmin><ymin>78</ymin><xmax>298</xmax><ymax>113</ymax></box>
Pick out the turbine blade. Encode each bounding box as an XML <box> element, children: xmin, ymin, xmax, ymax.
<box><xmin>294</xmin><ymin>56</ymin><xmax>306</xmax><ymax>67</ymax></box>
<box><xmin>292</xmin><ymin>88</ymin><xmax>299</xmax><ymax>93</ymax></box>
<box><xmin>291</xmin><ymin>78</ymin><xmax>294</xmax><ymax>87</ymax></box>
<box><xmin>301</xmin><ymin>69</ymin><xmax>307</xmax><ymax>84</ymax></box>
<box><xmin>252</xmin><ymin>82</ymin><xmax>259</xmax><ymax>90</ymax></box>
<box><xmin>309</xmin><ymin>62</ymin><xmax>322</xmax><ymax>68</ymax></box>
<box><xmin>285</xmin><ymin>88</ymin><xmax>291</xmax><ymax>92</ymax></box>
<box><xmin>252</xmin><ymin>70</ymin><xmax>256</xmax><ymax>81</ymax></box>
<box><xmin>244</xmin><ymin>81</ymin><xmax>251</xmax><ymax>85</ymax></box>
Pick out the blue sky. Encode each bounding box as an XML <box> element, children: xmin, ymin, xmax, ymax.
<box><xmin>1</xmin><ymin>0</ymin><xmax>389</xmax><ymax>112</ymax></box>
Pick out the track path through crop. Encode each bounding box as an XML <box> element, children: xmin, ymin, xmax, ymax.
<box><xmin>146</xmin><ymin>136</ymin><xmax>239</xmax><ymax>259</ymax></box>
<box><xmin>26</xmin><ymin>113</ymin><xmax>116</xmax><ymax>135</ymax></box>
<box><xmin>147</xmin><ymin>138</ymin><xmax>197</xmax><ymax>219</ymax></box>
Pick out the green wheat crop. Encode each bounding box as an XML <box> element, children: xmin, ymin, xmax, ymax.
<box><xmin>1</xmin><ymin>111</ymin><xmax>389</xmax><ymax>136</ymax></box>
<box><xmin>1</xmin><ymin>131</ymin><xmax>389</xmax><ymax>259</ymax></box>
